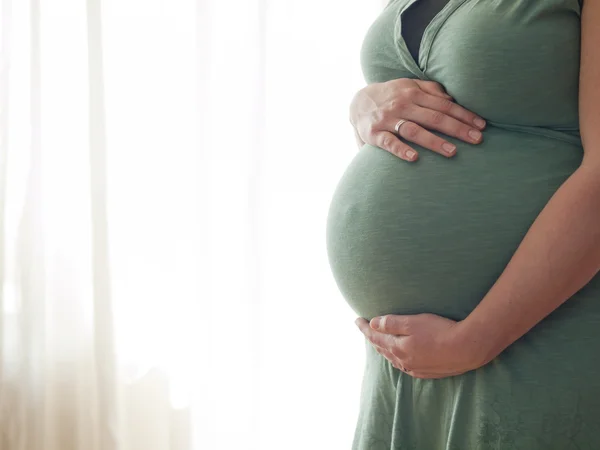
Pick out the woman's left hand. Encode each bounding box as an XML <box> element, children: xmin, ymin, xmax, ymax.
<box><xmin>355</xmin><ymin>313</ymin><xmax>492</xmax><ymax>379</ymax></box>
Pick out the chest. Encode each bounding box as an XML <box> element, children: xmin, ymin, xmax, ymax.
<box><xmin>360</xmin><ymin>0</ymin><xmax>582</xmax><ymax>128</ymax></box>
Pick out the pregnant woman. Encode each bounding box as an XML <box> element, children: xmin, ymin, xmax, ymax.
<box><xmin>326</xmin><ymin>0</ymin><xmax>600</xmax><ymax>448</ymax></box>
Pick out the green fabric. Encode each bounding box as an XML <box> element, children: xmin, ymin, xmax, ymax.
<box><xmin>402</xmin><ymin>0</ymin><xmax>450</xmax><ymax>62</ymax></box>
<box><xmin>325</xmin><ymin>0</ymin><xmax>600</xmax><ymax>448</ymax></box>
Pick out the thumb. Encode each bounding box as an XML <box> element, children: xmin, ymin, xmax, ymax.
<box><xmin>415</xmin><ymin>80</ymin><xmax>453</xmax><ymax>100</ymax></box>
<box><xmin>370</xmin><ymin>315</ymin><xmax>413</xmax><ymax>335</ymax></box>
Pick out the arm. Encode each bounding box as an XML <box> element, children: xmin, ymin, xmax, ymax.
<box><xmin>457</xmin><ymin>0</ymin><xmax>600</xmax><ymax>365</ymax></box>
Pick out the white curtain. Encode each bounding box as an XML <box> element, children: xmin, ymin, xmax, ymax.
<box><xmin>0</xmin><ymin>0</ymin><xmax>386</xmax><ymax>449</ymax></box>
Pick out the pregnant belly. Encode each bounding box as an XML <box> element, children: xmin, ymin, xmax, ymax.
<box><xmin>326</xmin><ymin>127</ymin><xmax>583</xmax><ymax>321</ymax></box>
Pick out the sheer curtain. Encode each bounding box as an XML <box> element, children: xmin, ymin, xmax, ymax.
<box><xmin>0</xmin><ymin>0</ymin><xmax>385</xmax><ymax>449</ymax></box>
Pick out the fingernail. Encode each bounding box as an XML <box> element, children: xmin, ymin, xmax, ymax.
<box><xmin>406</xmin><ymin>150</ymin><xmax>417</xmax><ymax>160</ymax></box>
<box><xmin>468</xmin><ymin>129</ymin><xmax>482</xmax><ymax>142</ymax></box>
<box><xmin>473</xmin><ymin>118</ymin><xmax>486</xmax><ymax>129</ymax></box>
<box><xmin>370</xmin><ymin>317</ymin><xmax>381</xmax><ymax>330</ymax></box>
<box><xmin>442</xmin><ymin>143</ymin><xmax>456</xmax><ymax>154</ymax></box>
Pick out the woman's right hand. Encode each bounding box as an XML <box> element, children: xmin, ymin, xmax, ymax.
<box><xmin>349</xmin><ymin>78</ymin><xmax>487</xmax><ymax>162</ymax></box>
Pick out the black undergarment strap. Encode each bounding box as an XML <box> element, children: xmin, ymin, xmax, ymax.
<box><xmin>402</xmin><ymin>0</ymin><xmax>451</xmax><ymax>63</ymax></box>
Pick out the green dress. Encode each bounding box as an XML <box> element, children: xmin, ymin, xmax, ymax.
<box><xmin>325</xmin><ymin>0</ymin><xmax>600</xmax><ymax>448</ymax></box>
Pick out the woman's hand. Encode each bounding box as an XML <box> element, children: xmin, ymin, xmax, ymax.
<box><xmin>350</xmin><ymin>79</ymin><xmax>487</xmax><ymax>162</ymax></box>
<box><xmin>354</xmin><ymin>313</ymin><xmax>494</xmax><ymax>379</ymax></box>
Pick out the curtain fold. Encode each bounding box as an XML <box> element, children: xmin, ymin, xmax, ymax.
<box><xmin>0</xmin><ymin>0</ymin><xmax>385</xmax><ymax>448</ymax></box>
<box><xmin>86</xmin><ymin>0</ymin><xmax>118</xmax><ymax>447</ymax></box>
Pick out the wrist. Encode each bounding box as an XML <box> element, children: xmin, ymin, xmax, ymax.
<box><xmin>453</xmin><ymin>314</ymin><xmax>507</xmax><ymax>369</ymax></box>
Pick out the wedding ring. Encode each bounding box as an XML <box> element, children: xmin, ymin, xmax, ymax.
<box><xmin>394</xmin><ymin>119</ymin><xmax>407</xmax><ymax>135</ymax></box>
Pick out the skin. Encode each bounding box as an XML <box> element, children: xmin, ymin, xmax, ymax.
<box><xmin>355</xmin><ymin>0</ymin><xmax>600</xmax><ymax>380</ymax></box>
<box><xmin>349</xmin><ymin>78</ymin><xmax>486</xmax><ymax>161</ymax></box>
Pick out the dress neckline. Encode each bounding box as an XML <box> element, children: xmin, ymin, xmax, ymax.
<box><xmin>394</xmin><ymin>0</ymin><xmax>470</xmax><ymax>79</ymax></box>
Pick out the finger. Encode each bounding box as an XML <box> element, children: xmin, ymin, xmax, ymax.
<box><xmin>390</xmin><ymin>119</ymin><xmax>456</xmax><ymax>158</ymax></box>
<box><xmin>370</xmin><ymin>314</ymin><xmax>415</xmax><ymax>335</ymax></box>
<box><xmin>373</xmin><ymin>345</ymin><xmax>400</xmax><ymax>366</ymax></box>
<box><xmin>374</xmin><ymin>351</ymin><xmax>451</xmax><ymax>376</ymax></box>
<box><xmin>373</xmin><ymin>131</ymin><xmax>419</xmax><ymax>162</ymax></box>
<box><xmin>363</xmin><ymin>324</ymin><xmax>405</xmax><ymax>367</ymax></box>
<box><xmin>414</xmin><ymin>80</ymin><xmax>453</xmax><ymax>100</ymax></box>
<box><xmin>393</xmin><ymin>360</ymin><xmax>406</xmax><ymax>371</ymax></box>
<box><xmin>358</xmin><ymin>321</ymin><xmax>406</xmax><ymax>354</ymax></box>
<box><xmin>377</xmin><ymin>347</ymin><xmax>406</xmax><ymax>372</ymax></box>
<box><xmin>407</xmin><ymin>371</ymin><xmax>445</xmax><ymax>379</ymax></box>
<box><xmin>355</xmin><ymin>317</ymin><xmax>370</xmax><ymax>331</ymax></box>
<box><xmin>405</xmin><ymin>370</ymin><xmax>466</xmax><ymax>379</ymax></box>
<box><xmin>414</xmin><ymin>93</ymin><xmax>487</xmax><ymax>131</ymax></box>
<box><xmin>409</xmin><ymin>104</ymin><xmax>485</xmax><ymax>145</ymax></box>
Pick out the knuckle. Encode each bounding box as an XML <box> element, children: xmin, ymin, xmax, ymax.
<box><xmin>394</xmin><ymin>99</ymin><xmax>411</xmax><ymax>114</ymax></box>
<box><xmin>380</xmin><ymin>135</ymin><xmax>395</xmax><ymax>150</ymax></box>
<box><xmin>438</xmin><ymin>98</ymin><xmax>454</xmax><ymax>113</ymax></box>
<box><xmin>365</xmin><ymin>123</ymin><xmax>377</xmax><ymax>138</ymax></box>
<box><xmin>406</xmin><ymin>87</ymin><xmax>421</xmax><ymax>102</ymax></box>
<box><xmin>375</xmin><ymin>108</ymin><xmax>388</xmax><ymax>123</ymax></box>
<box><xmin>430</xmin><ymin>110</ymin><xmax>446</xmax><ymax>126</ymax></box>
<box><xmin>388</xmin><ymin>98</ymin><xmax>399</xmax><ymax>111</ymax></box>
<box><xmin>402</xmin><ymin>122</ymin><xmax>420</xmax><ymax>139</ymax></box>
<box><xmin>368</xmin><ymin>110</ymin><xmax>384</xmax><ymax>127</ymax></box>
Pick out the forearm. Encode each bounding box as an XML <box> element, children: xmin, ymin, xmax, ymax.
<box><xmin>459</xmin><ymin>160</ymin><xmax>600</xmax><ymax>364</ymax></box>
